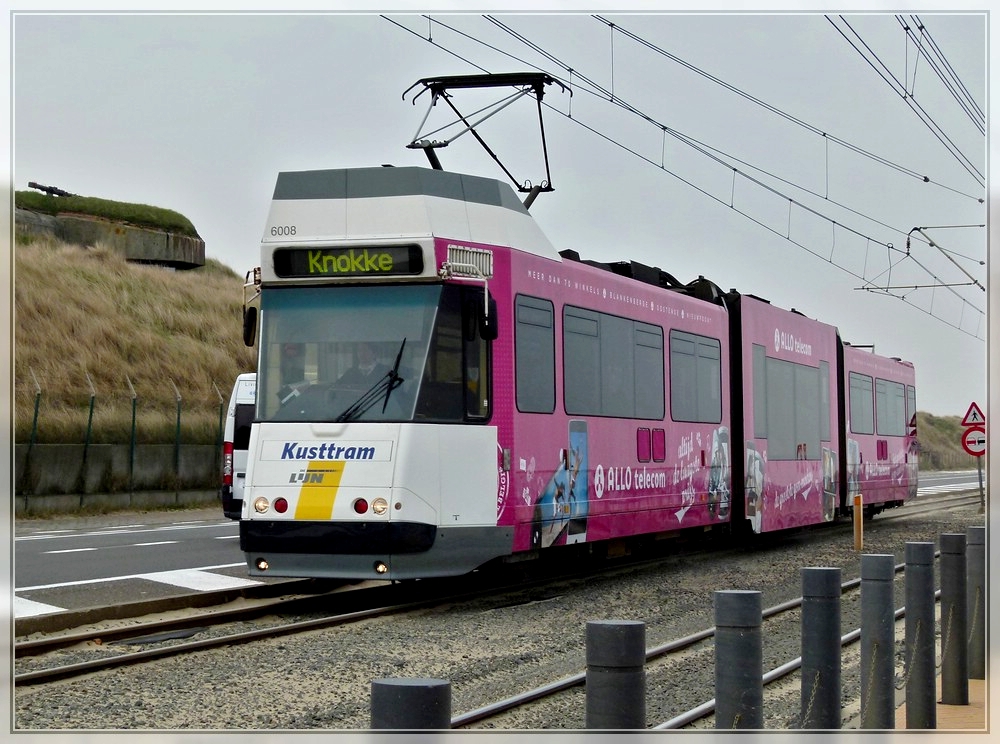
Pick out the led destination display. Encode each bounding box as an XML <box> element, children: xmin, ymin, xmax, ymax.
<box><xmin>273</xmin><ymin>245</ymin><xmax>424</xmax><ymax>278</ymax></box>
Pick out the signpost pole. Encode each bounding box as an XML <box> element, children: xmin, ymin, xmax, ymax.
<box><xmin>959</xmin><ymin>403</ymin><xmax>986</xmax><ymax>514</ymax></box>
<box><xmin>977</xmin><ymin>457</ymin><xmax>984</xmax><ymax>513</ymax></box>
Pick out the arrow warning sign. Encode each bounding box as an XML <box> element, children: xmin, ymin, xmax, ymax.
<box><xmin>962</xmin><ymin>402</ymin><xmax>986</xmax><ymax>427</ymax></box>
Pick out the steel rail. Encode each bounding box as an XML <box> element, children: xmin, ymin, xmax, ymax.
<box><xmin>450</xmin><ymin>492</ymin><xmax>980</xmax><ymax>728</ymax></box>
<box><xmin>16</xmin><ymin>492</ymin><xmax>979</xmax><ymax>691</ymax></box>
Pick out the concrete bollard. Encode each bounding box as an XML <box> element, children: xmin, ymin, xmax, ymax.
<box><xmin>859</xmin><ymin>554</ymin><xmax>896</xmax><ymax>729</ymax></box>
<box><xmin>966</xmin><ymin>526</ymin><xmax>986</xmax><ymax>680</ymax></box>
<box><xmin>714</xmin><ymin>590</ymin><xmax>763</xmax><ymax>729</ymax></box>
<box><xmin>371</xmin><ymin>678</ymin><xmax>451</xmax><ymax>729</ymax></box>
<box><xmin>904</xmin><ymin>542</ymin><xmax>936</xmax><ymax>729</ymax></box>
<box><xmin>585</xmin><ymin>620</ymin><xmax>646</xmax><ymax>729</ymax></box>
<box><xmin>800</xmin><ymin>567</ymin><xmax>842</xmax><ymax>729</ymax></box>
<box><xmin>939</xmin><ymin>533</ymin><xmax>969</xmax><ymax>705</ymax></box>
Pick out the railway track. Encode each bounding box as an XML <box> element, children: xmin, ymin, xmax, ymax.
<box><xmin>15</xmin><ymin>490</ymin><xmax>980</xmax><ymax>705</ymax></box>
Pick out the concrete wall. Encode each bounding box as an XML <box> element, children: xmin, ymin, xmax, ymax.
<box><xmin>15</xmin><ymin>207</ymin><xmax>205</xmax><ymax>269</ymax></box>
<box><xmin>14</xmin><ymin>442</ymin><xmax>221</xmax><ymax>515</ymax></box>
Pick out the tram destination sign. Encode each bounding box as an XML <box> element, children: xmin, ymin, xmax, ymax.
<box><xmin>273</xmin><ymin>245</ymin><xmax>424</xmax><ymax>278</ymax></box>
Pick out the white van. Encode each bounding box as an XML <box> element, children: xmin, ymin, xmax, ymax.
<box><xmin>221</xmin><ymin>373</ymin><xmax>256</xmax><ymax>520</ymax></box>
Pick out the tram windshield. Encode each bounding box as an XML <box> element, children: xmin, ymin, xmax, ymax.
<box><xmin>258</xmin><ymin>284</ymin><xmax>490</xmax><ymax>423</ymax></box>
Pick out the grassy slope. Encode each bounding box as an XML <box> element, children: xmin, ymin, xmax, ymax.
<box><xmin>12</xmin><ymin>237</ymin><xmax>977</xmax><ymax>469</ymax></box>
<box><xmin>14</xmin><ymin>236</ymin><xmax>256</xmax><ymax>444</ymax></box>
<box><xmin>15</xmin><ymin>190</ymin><xmax>200</xmax><ymax>238</ymax></box>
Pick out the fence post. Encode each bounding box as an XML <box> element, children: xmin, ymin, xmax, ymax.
<box><xmin>370</xmin><ymin>678</ymin><xmax>451</xmax><ymax>729</ymax></box>
<box><xmin>904</xmin><ymin>541</ymin><xmax>936</xmax><ymax>729</ymax></box>
<box><xmin>20</xmin><ymin>367</ymin><xmax>42</xmax><ymax>495</ymax></box>
<box><xmin>966</xmin><ymin>526</ymin><xmax>986</xmax><ymax>680</ymax></box>
<box><xmin>213</xmin><ymin>380</ymin><xmax>225</xmax><ymax>474</ymax></box>
<box><xmin>585</xmin><ymin>620</ymin><xmax>646</xmax><ymax>729</ymax></box>
<box><xmin>83</xmin><ymin>371</ymin><xmax>96</xmax><ymax>461</ymax></box>
<box><xmin>800</xmin><ymin>567</ymin><xmax>841</xmax><ymax>729</ymax></box>
<box><xmin>860</xmin><ymin>554</ymin><xmax>896</xmax><ymax>729</ymax></box>
<box><xmin>79</xmin><ymin>371</ymin><xmax>96</xmax><ymax>502</ymax></box>
<box><xmin>127</xmin><ymin>375</ymin><xmax>137</xmax><ymax>496</ymax></box>
<box><xmin>939</xmin><ymin>533</ymin><xmax>968</xmax><ymax>705</ymax></box>
<box><xmin>171</xmin><ymin>378</ymin><xmax>182</xmax><ymax>485</ymax></box>
<box><xmin>714</xmin><ymin>590</ymin><xmax>763</xmax><ymax>729</ymax></box>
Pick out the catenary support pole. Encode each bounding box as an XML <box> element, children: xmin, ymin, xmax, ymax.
<box><xmin>800</xmin><ymin>567</ymin><xmax>842</xmax><ymax>729</ymax></box>
<box><xmin>585</xmin><ymin>620</ymin><xmax>646</xmax><ymax>729</ymax></box>
<box><xmin>966</xmin><ymin>526</ymin><xmax>986</xmax><ymax>680</ymax></box>
<box><xmin>714</xmin><ymin>590</ymin><xmax>763</xmax><ymax>729</ymax></box>
<box><xmin>939</xmin><ymin>533</ymin><xmax>968</xmax><ymax>705</ymax></box>
<box><xmin>371</xmin><ymin>678</ymin><xmax>451</xmax><ymax>729</ymax></box>
<box><xmin>860</xmin><ymin>554</ymin><xmax>896</xmax><ymax>729</ymax></box>
<box><xmin>904</xmin><ymin>542</ymin><xmax>936</xmax><ymax>729</ymax></box>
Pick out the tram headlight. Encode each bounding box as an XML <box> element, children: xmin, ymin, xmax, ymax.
<box><xmin>374</xmin><ymin>561</ymin><xmax>389</xmax><ymax>575</ymax></box>
<box><xmin>372</xmin><ymin>498</ymin><xmax>389</xmax><ymax>515</ymax></box>
<box><xmin>253</xmin><ymin>496</ymin><xmax>270</xmax><ymax>514</ymax></box>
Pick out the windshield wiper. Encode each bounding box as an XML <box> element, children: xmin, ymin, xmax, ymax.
<box><xmin>334</xmin><ymin>339</ymin><xmax>406</xmax><ymax>423</ymax></box>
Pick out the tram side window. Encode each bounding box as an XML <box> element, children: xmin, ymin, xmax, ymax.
<box><xmin>754</xmin><ymin>352</ymin><xmax>822</xmax><ymax>460</ymax></box>
<box><xmin>906</xmin><ymin>385</ymin><xmax>917</xmax><ymax>431</ymax></box>
<box><xmin>669</xmin><ymin>330</ymin><xmax>721</xmax><ymax>424</ymax></box>
<box><xmin>635</xmin><ymin>323</ymin><xmax>665</xmax><ymax>418</ymax></box>
<box><xmin>875</xmin><ymin>377</ymin><xmax>906</xmax><ymax>436</ymax></box>
<box><xmin>515</xmin><ymin>295</ymin><xmax>555</xmax><ymax>413</ymax></box>
<box><xmin>819</xmin><ymin>360</ymin><xmax>830</xmax><ymax>441</ymax></box>
<box><xmin>849</xmin><ymin>372</ymin><xmax>875</xmax><ymax>435</ymax></box>
<box><xmin>563</xmin><ymin>306</ymin><xmax>664</xmax><ymax>419</ymax></box>
<box><xmin>753</xmin><ymin>344</ymin><xmax>767</xmax><ymax>438</ymax></box>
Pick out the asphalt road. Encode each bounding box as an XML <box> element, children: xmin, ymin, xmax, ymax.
<box><xmin>12</xmin><ymin>469</ymin><xmax>983</xmax><ymax>624</ymax></box>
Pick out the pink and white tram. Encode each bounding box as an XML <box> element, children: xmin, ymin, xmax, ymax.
<box><xmin>839</xmin><ymin>342</ymin><xmax>919</xmax><ymax>516</ymax></box>
<box><xmin>237</xmin><ymin>164</ymin><xmax>915</xmax><ymax>581</ymax></box>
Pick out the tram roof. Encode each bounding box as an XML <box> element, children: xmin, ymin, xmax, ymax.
<box><xmin>267</xmin><ymin>166</ymin><xmax>561</xmax><ymax>260</ymax></box>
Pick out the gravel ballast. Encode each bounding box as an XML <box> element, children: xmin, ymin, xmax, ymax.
<box><xmin>14</xmin><ymin>503</ymin><xmax>985</xmax><ymax>731</ymax></box>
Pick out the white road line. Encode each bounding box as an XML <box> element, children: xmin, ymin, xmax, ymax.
<box><xmin>16</xmin><ymin>563</ymin><xmax>247</xmax><ymax>592</ymax></box>
<box><xmin>136</xmin><ymin>569</ymin><xmax>262</xmax><ymax>592</ymax></box>
<box><xmin>214</xmin><ymin>535</ymin><xmax>239</xmax><ymax>540</ymax></box>
<box><xmin>14</xmin><ymin>596</ymin><xmax>66</xmax><ymax>618</ymax></box>
<box><xmin>132</xmin><ymin>541</ymin><xmax>179</xmax><ymax>547</ymax></box>
<box><xmin>43</xmin><ymin>548</ymin><xmax>98</xmax><ymax>555</ymax></box>
<box><xmin>16</xmin><ymin>522</ymin><xmax>234</xmax><ymax>542</ymax></box>
<box><xmin>14</xmin><ymin>568</ymin><xmax>261</xmax><ymax>618</ymax></box>
<box><xmin>918</xmin><ymin>484</ymin><xmax>980</xmax><ymax>494</ymax></box>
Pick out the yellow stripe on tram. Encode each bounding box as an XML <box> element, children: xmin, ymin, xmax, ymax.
<box><xmin>294</xmin><ymin>461</ymin><xmax>346</xmax><ymax>519</ymax></box>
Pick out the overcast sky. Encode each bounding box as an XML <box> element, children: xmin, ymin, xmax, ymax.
<box><xmin>7</xmin><ymin>4</ymin><xmax>992</xmax><ymax>419</ymax></box>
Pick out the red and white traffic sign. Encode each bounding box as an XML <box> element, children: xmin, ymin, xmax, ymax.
<box><xmin>962</xmin><ymin>425</ymin><xmax>986</xmax><ymax>458</ymax></box>
<box><xmin>962</xmin><ymin>401</ymin><xmax>986</xmax><ymax>427</ymax></box>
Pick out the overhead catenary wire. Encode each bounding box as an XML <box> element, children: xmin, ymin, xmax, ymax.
<box><xmin>593</xmin><ymin>15</ymin><xmax>983</xmax><ymax>203</ymax></box>
<box><xmin>485</xmin><ymin>13</ymin><xmax>974</xmax><ymax>254</ymax></box>
<box><xmin>897</xmin><ymin>14</ymin><xmax>985</xmax><ymax>133</ymax></box>
<box><xmin>827</xmin><ymin>15</ymin><xmax>984</xmax><ymax>187</ymax></box>
<box><xmin>384</xmin><ymin>14</ymin><xmax>985</xmax><ymax>341</ymax></box>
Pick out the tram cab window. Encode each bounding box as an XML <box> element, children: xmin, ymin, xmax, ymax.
<box><xmin>257</xmin><ymin>284</ymin><xmax>490</xmax><ymax>424</ymax></box>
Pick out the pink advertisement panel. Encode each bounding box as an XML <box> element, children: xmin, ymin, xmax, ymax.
<box><xmin>739</xmin><ymin>296</ymin><xmax>841</xmax><ymax>533</ymax></box>
<box><xmin>488</xmin><ymin>248</ymin><xmax>732</xmax><ymax>551</ymax></box>
<box><xmin>842</xmin><ymin>344</ymin><xmax>918</xmax><ymax>506</ymax></box>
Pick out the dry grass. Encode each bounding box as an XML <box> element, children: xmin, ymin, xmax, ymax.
<box><xmin>915</xmin><ymin>412</ymin><xmax>980</xmax><ymax>471</ymax></box>
<box><xmin>14</xmin><ymin>236</ymin><xmax>256</xmax><ymax>444</ymax></box>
